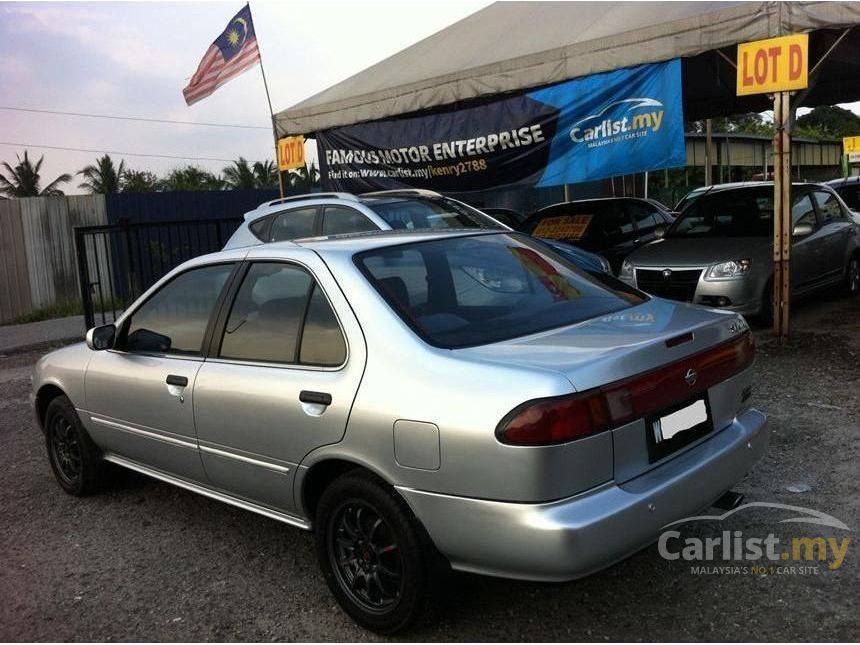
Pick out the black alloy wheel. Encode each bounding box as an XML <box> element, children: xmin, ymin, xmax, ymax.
<box><xmin>328</xmin><ymin>500</ymin><xmax>404</xmax><ymax>613</ymax></box>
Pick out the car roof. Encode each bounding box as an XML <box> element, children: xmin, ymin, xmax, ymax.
<box><xmin>827</xmin><ymin>176</ymin><xmax>860</xmax><ymax>186</ymax></box>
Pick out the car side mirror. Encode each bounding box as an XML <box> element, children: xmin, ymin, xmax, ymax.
<box><xmin>792</xmin><ymin>222</ymin><xmax>814</xmax><ymax>238</ymax></box>
<box><xmin>654</xmin><ymin>226</ymin><xmax>666</xmax><ymax>239</ymax></box>
<box><xmin>86</xmin><ymin>324</ymin><xmax>116</xmax><ymax>351</ymax></box>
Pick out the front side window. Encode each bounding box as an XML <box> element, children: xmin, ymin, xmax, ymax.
<box><xmin>322</xmin><ymin>206</ymin><xmax>378</xmax><ymax>236</ymax></box>
<box><xmin>357</xmin><ymin>233</ymin><xmax>645</xmax><ymax>349</ymax></box>
<box><xmin>626</xmin><ymin>201</ymin><xmax>660</xmax><ymax>232</ymax></box>
<box><xmin>269</xmin><ymin>207</ymin><xmax>318</xmax><ymax>241</ymax></box>
<box><xmin>792</xmin><ymin>194</ymin><xmax>817</xmax><ymax>228</ymax></box>
<box><xmin>218</xmin><ymin>262</ymin><xmax>346</xmax><ymax>366</ymax></box>
<box><xmin>122</xmin><ymin>263</ymin><xmax>234</xmax><ymax>355</ymax></box>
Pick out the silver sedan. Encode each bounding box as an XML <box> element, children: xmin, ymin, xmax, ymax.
<box><xmin>619</xmin><ymin>183</ymin><xmax>860</xmax><ymax>319</ymax></box>
<box><xmin>32</xmin><ymin>229</ymin><xmax>767</xmax><ymax>633</ymax></box>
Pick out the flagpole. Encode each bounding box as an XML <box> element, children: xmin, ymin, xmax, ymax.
<box><xmin>248</xmin><ymin>2</ymin><xmax>285</xmax><ymax>198</ymax></box>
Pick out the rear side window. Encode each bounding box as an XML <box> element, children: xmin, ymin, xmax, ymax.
<box><xmin>322</xmin><ymin>206</ymin><xmax>378</xmax><ymax>236</ymax></box>
<box><xmin>835</xmin><ymin>185</ymin><xmax>860</xmax><ymax>210</ymax></box>
<box><xmin>357</xmin><ymin>233</ymin><xmax>645</xmax><ymax>349</ymax></box>
<box><xmin>269</xmin><ymin>207</ymin><xmax>318</xmax><ymax>241</ymax></box>
<box><xmin>122</xmin><ymin>263</ymin><xmax>234</xmax><ymax>355</ymax></box>
<box><xmin>218</xmin><ymin>262</ymin><xmax>346</xmax><ymax>366</ymax></box>
<box><xmin>813</xmin><ymin>190</ymin><xmax>844</xmax><ymax>222</ymax></box>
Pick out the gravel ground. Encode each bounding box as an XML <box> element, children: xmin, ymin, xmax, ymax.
<box><xmin>0</xmin><ymin>295</ymin><xmax>857</xmax><ymax>642</ymax></box>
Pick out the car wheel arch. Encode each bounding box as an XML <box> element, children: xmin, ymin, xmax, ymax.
<box><xmin>35</xmin><ymin>383</ymin><xmax>67</xmax><ymax>431</ymax></box>
<box><xmin>298</xmin><ymin>456</ymin><xmax>399</xmax><ymax>524</ymax></box>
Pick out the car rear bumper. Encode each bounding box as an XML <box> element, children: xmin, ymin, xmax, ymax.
<box><xmin>397</xmin><ymin>408</ymin><xmax>767</xmax><ymax>582</ymax></box>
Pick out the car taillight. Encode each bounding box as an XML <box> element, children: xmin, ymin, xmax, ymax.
<box><xmin>496</xmin><ymin>331</ymin><xmax>754</xmax><ymax>446</ymax></box>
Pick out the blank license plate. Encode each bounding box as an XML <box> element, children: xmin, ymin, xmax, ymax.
<box><xmin>655</xmin><ymin>399</ymin><xmax>708</xmax><ymax>442</ymax></box>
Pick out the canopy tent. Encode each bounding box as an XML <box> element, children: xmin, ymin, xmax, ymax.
<box><xmin>275</xmin><ymin>1</ymin><xmax>860</xmax><ymax>137</ymax></box>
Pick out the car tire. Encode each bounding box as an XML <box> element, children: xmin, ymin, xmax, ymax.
<box><xmin>842</xmin><ymin>254</ymin><xmax>860</xmax><ymax>297</ymax></box>
<box><xmin>314</xmin><ymin>470</ymin><xmax>447</xmax><ymax>634</ymax></box>
<box><xmin>44</xmin><ymin>395</ymin><xmax>110</xmax><ymax>496</ymax></box>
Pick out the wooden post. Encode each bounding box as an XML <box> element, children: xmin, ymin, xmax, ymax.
<box><xmin>772</xmin><ymin>92</ymin><xmax>792</xmax><ymax>342</ymax></box>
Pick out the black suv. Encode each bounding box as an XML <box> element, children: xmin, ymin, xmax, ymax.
<box><xmin>517</xmin><ymin>197</ymin><xmax>675</xmax><ymax>273</ymax></box>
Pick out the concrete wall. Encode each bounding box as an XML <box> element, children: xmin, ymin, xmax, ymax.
<box><xmin>0</xmin><ymin>195</ymin><xmax>107</xmax><ymax>324</ymax></box>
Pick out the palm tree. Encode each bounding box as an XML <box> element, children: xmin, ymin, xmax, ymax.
<box><xmin>0</xmin><ymin>151</ymin><xmax>72</xmax><ymax>197</ymax></box>
<box><xmin>253</xmin><ymin>160</ymin><xmax>278</xmax><ymax>189</ymax></box>
<box><xmin>121</xmin><ymin>169</ymin><xmax>160</xmax><ymax>193</ymax></box>
<box><xmin>287</xmin><ymin>161</ymin><xmax>320</xmax><ymax>190</ymax></box>
<box><xmin>222</xmin><ymin>157</ymin><xmax>257</xmax><ymax>190</ymax></box>
<box><xmin>78</xmin><ymin>154</ymin><xmax>125</xmax><ymax>194</ymax></box>
<box><xmin>158</xmin><ymin>165</ymin><xmax>224</xmax><ymax>191</ymax></box>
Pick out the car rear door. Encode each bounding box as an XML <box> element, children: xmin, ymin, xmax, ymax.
<box><xmin>812</xmin><ymin>189</ymin><xmax>854</xmax><ymax>280</ymax></box>
<box><xmin>191</xmin><ymin>248</ymin><xmax>366</xmax><ymax>513</ymax></box>
<box><xmin>83</xmin><ymin>262</ymin><xmax>238</xmax><ymax>481</ymax></box>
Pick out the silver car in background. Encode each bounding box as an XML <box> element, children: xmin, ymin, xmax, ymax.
<box><xmin>33</xmin><ymin>230</ymin><xmax>767</xmax><ymax>633</ymax></box>
<box><xmin>620</xmin><ymin>183</ymin><xmax>860</xmax><ymax>319</ymax></box>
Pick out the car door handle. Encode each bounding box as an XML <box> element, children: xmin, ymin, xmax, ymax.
<box><xmin>166</xmin><ymin>374</ymin><xmax>188</xmax><ymax>387</ymax></box>
<box><xmin>299</xmin><ymin>390</ymin><xmax>332</xmax><ymax>406</ymax></box>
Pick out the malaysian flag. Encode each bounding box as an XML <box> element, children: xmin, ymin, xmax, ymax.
<box><xmin>183</xmin><ymin>5</ymin><xmax>261</xmax><ymax>106</ymax></box>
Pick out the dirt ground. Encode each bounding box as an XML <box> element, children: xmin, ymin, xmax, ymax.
<box><xmin>0</xmin><ymin>292</ymin><xmax>857</xmax><ymax>642</ymax></box>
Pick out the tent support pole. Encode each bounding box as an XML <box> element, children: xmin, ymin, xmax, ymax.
<box><xmin>772</xmin><ymin>91</ymin><xmax>793</xmax><ymax>343</ymax></box>
<box><xmin>705</xmin><ymin>119</ymin><xmax>713</xmax><ymax>186</ymax></box>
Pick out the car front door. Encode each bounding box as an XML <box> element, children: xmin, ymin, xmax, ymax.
<box><xmin>191</xmin><ymin>249</ymin><xmax>366</xmax><ymax>513</ymax></box>
<box><xmin>83</xmin><ymin>262</ymin><xmax>237</xmax><ymax>481</ymax></box>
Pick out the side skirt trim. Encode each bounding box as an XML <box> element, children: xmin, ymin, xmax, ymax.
<box><xmin>102</xmin><ymin>453</ymin><xmax>312</xmax><ymax>531</ymax></box>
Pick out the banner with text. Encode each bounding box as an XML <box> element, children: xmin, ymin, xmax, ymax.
<box><xmin>317</xmin><ymin>59</ymin><xmax>685</xmax><ymax>192</ymax></box>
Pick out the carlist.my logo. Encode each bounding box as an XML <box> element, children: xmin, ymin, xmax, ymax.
<box><xmin>569</xmin><ymin>97</ymin><xmax>666</xmax><ymax>147</ymax></box>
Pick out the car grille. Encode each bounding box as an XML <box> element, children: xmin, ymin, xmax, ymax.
<box><xmin>636</xmin><ymin>269</ymin><xmax>702</xmax><ymax>302</ymax></box>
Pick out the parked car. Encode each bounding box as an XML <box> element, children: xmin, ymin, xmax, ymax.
<box><xmin>827</xmin><ymin>176</ymin><xmax>860</xmax><ymax>213</ymax></box>
<box><xmin>619</xmin><ymin>183</ymin><xmax>860</xmax><ymax>320</ymax></box>
<box><xmin>223</xmin><ymin>189</ymin><xmax>503</xmax><ymax>249</ymax></box>
<box><xmin>34</xmin><ymin>229</ymin><xmax>767</xmax><ymax>632</ymax></box>
<box><xmin>225</xmin><ymin>190</ymin><xmax>612</xmax><ymax>274</ymax></box>
<box><xmin>517</xmin><ymin>197</ymin><xmax>676</xmax><ymax>273</ymax></box>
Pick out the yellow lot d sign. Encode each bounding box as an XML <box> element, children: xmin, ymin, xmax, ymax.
<box><xmin>277</xmin><ymin>135</ymin><xmax>306</xmax><ymax>171</ymax></box>
<box><xmin>844</xmin><ymin>136</ymin><xmax>860</xmax><ymax>153</ymax></box>
<box><xmin>737</xmin><ymin>34</ymin><xmax>808</xmax><ymax>96</ymax></box>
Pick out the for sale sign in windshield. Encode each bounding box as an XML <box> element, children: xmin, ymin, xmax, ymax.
<box><xmin>316</xmin><ymin>59</ymin><xmax>686</xmax><ymax>192</ymax></box>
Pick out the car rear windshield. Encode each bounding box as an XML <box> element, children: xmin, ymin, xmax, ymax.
<box><xmin>355</xmin><ymin>233</ymin><xmax>647</xmax><ymax>349</ymax></box>
<box><xmin>362</xmin><ymin>197</ymin><xmax>499</xmax><ymax>231</ymax></box>
<box><xmin>667</xmin><ymin>187</ymin><xmax>774</xmax><ymax>238</ymax></box>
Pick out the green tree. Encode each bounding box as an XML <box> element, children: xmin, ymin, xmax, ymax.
<box><xmin>121</xmin><ymin>169</ymin><xmax>160</xmax><ymax>193</ymax></box>
<box><xmin>796</xmin><ymin>105</ymin><xmax>860</xmax><ymax>139</ymax></box>
<box><xmin>78</xmin><ymin>154</ymin><xmax>125</xmax><ymax>194</ymax></box>
<box><xmin>222</xmin><ymin>157</ymin><xmax>257</xmax><ymax>190</ymax></box>
<box><xmin>287</xmin><ymin>161</ymin><xmax>320</xmax><ymax>190</ymax></box>
<box><xmin>0</xmin><ymin>150</ymin><xmax>72</xmax><ymax>198</ymax></box>
<box><xmin>158</xmin><ymin>165</ymin><xmax>223</xmax><ymax>191</ymax></box>
<box><xmin>686</xmin><ymin>113</ymin><xmax>774</xmax><ymax>136</ymax></box>
<box><xmin>253</xmin><ymin>160</ymin><xmax>278</xmax><ymax>189</ymax></box>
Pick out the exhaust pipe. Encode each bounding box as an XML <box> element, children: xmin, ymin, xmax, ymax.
<box><xmin>713</xmin><ymin>490</ymin><xmax>744</xmax><ymax>511</ymax></box>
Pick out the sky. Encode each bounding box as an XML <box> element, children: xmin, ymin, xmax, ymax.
<box><xmin>0</xmin><ymin>1</ymin><xmax>490</xmax><ymax>192</ymax></box>
<box><xmin>1</xmin><ymin>0</ymin><xmax>858</xmax><ymax>195</ymax></box>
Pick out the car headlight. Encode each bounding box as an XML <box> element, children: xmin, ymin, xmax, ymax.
<box><xmin>619</xmin><ymin>259</ymin><xmax>634</xmax><ymax>279</ymax></box>
<box><xmin>705</xmin><ymin>259</ymin><xmax>752</xmax><ymax>280</ymax></box>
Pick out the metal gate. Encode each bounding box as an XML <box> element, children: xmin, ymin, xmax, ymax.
<box><xmin>74</xmin><ymin>218</ymin><xmax>241</xmax><ymax>330</ymax></box>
